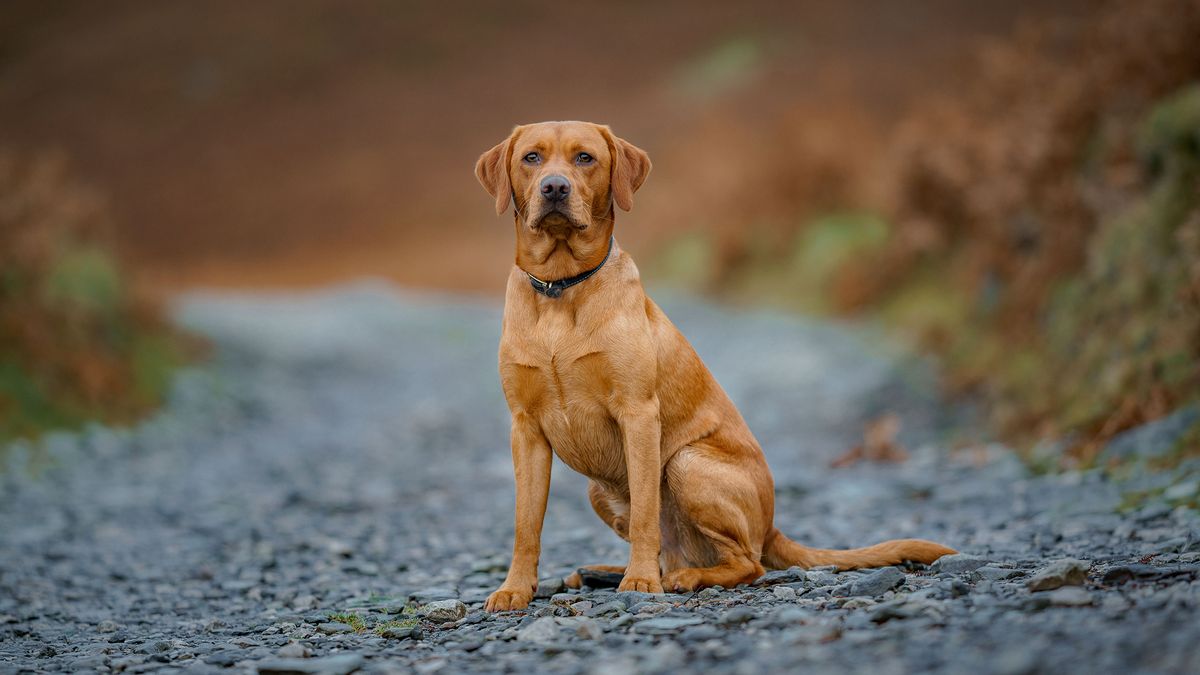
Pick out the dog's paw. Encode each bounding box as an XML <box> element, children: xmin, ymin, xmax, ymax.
<box><xmin>485</xmin><ymin>587</ymin><xmax>533</xmax><ymax>612</ymax></box>
<box><xmin>661</xmin><ymin>568</ymin><xmax>702</xmax><ymax>593</ymax></box>
<box><xmin>617</xmin><ymin>574</ymin><xmax>663</xmax><ymax>594</ymax></box>
<box><xmin>563</xmin><ymin>572</ymin><xmax>583</xmax><ymax>589</ymax></box>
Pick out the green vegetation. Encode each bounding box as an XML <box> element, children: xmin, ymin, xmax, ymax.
<box><xmin>652</xmin><ymin>79</ymin><xmax>1200</xmax><ymax>467</ymax></box>
<box><xmin>0</xmin><ymin>151</ymin><xmax>198</xmax><ymax>449</ymax></box>
<box><xmin>326</xmin><ymin>612</ymin><xmax>368</xmax><ymax>633</ymax></box>
<box><xmin>373</xmin><ymin>618</ymin><xmax>420</xmax><ymax>636</ymax></box>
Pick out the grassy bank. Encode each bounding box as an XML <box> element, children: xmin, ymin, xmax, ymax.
<box><xmin>651</xmin><ymin>1</ymin><xmax>1200</xmax><ymax>466</ymax></box>
<box><xmin>0</xmin><ymin>151</ymin><xmax>197</xmax><ymax>444</ymax></box>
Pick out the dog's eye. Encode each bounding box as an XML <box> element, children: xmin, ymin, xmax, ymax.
<box><xmin>522</xmin><ymin>152</ymin><xmax>541</xmax><ymax>164</ymax></box>
<box><xmin>576</xmin><ymin>152</ymin><xmax>594</xmax><ymax>165</ymax></box>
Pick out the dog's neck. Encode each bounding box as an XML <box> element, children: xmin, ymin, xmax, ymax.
<box><xmin>513</xmin><ymin>214</ymin><xmax>615</xmax><ymax>283</ymax></box>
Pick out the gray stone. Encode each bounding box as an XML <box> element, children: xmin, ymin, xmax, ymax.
<box><xmin>772</xmin><ymin>585</ymin><xmax>798</xmax><ymax>601</ymax></box>
<box><xmin>610</xmin><ymin>614</ymin><xmax>638</xmax><ymax>630</ymax></box>
<box><xmin>615</xmin><ymin>591</ymin><xmax>653</xmax><ymax>606</ymax></box>
<box><xmin>930</xmin><ymin>554</ymin><xmax>989</xmax><ymax>575</ymax></box>
<box><xmin>204</xmin><ymin>650</ymin><xmax>242</xmax><ymax>667</ymax></box>
<box><xmin>516</xmin><ymin>616</ymin><xmax>563</xmax><ymax>643</ymax></box>
<box><xmin>420</xmin><ymin>599</ymin><xmax>467</xmax><ymax>622</ymax></box>
<box><xmin>631</xmin><ymin>616</ymin><xmax>705</xmax><ymax>634</ymax></box>
<box><xmin>755</xmin><ymin>567</ymin><xmax>807</xmax><ymax>585</ymax></box>
<box><xmin>1044</xmin><ymin>587</ymin><xmax>1093</xmax><ymax>607</ymax></box>
<box><xmin>255</xmin><ymin>653</ymin><xmax>365</xmax><ymax>674</ymax></box>
<box><xmin>378</xmin><ymin>626</ymin><xmax>418</xmax><ymax>640</ymax></box>
<box><xmin>549</xmin><ymin>592</ymin><xmax>576</xmax><ymax>606</ymax></box>
<box><xmin>277</xmin><ymin>641</ymin><xmax>310</xmax><ymax>658</ymax></box>
<box><xmin>972</xmin><ymin>566</ymin><xmax>1023</xmax><ymax>581</ymax></box>
<box><xmin>806</xmin><ymin>571</ymin><xmax>841</xmax><ymax>587</ymax></box>
<box><xmin>1102</xmin><ymin>563</ymin><xmax>1166</xmax><ymax>584</ymax></box>
<box><xmin>1100</xmin><ymin>404</ymin><xmax>1198</xmax><ymax>463</ymax></box>
<box><xmin>718</xmin><ymin>607</ymin><xmax>757</xmax><ymax>625</ymax></box>
<box><xmin>1165</xmin><ymin>480</ymin><xmax>1200</xmax><ymax>501</ymax></box>
<box><xmin>630</xmin><ymin>601</ymin><xmax>670</xmax><ymax>615</ymax></box>
<box><xmin>848</xmin><ymin>567</ymin><xmax>906</xmax><ymax>596</ymax></box>
<box><xmin>562</xmin><ymin>616</ymin><xmax>603</xmax><ymax>640</ymax></box>
<box><xmin>1027</xmin><ymin>559</ymin><xmax>1089</xmax><ymax>591</ymax></box>
<box><xmin>577</xmin><ymin>568</ymin><xmax>625</xmax><ymax>588</ymax></box>
<box><xmin>642</xmin><ymin>641</ymin><xmax>685</xmax><ymax>671</ymax></box>
<box><xmin>584</xmin><ymin>600</ymin><xmax>626</xmax><ymax>617</ymax></box>
<box><xmin>534</xmin><ymin>577</ymin><xmax>565</xmax><ymax>599</ymax></box>
<box><xmin>771</xmin><ymin>606</ymin><xmax>813</xmax><ymax>626</ymax></box>
<box><xmin>316</xmin><ymin>622</ymin><xmax>353</xmax><ymax>635</ymax></box>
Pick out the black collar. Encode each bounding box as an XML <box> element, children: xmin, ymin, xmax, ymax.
<box><xmin>524</xmin><ymin>236</ymin><xmax>615</xmax><ymax>298</ymax></box>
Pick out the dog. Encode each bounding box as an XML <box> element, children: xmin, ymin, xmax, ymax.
<box><xmin>475</xmin><ymin>121</ymin><xmax>954</xmax><ymax>611</ymax></box>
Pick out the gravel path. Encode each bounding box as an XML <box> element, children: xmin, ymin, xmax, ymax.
<box><xmin>2</xmin><ymin>282</ymin><xmax>1198</xmax><ymax>674</ymax></box>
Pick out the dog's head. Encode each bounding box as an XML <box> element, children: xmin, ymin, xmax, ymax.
<box><xmin>475</xmin><ymin>121</ymin><xmax>651</xmax><ymax>233</ymax></box>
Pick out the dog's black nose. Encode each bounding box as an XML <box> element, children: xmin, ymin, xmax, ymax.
<box><xmin>540</xmin><ymin>175</ymin><xmax>570</xmax><ymax>202</ymax></box>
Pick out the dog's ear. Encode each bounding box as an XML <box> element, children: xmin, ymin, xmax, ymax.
<box><xmin>601</xmin><ymin>127</ymin><xmax>652</xmax><ymax>212</ymax></box>
<box><xmin>475</xmin><ymin>133</ymin><xmax>514</xmax><ymax>215</ymax></box>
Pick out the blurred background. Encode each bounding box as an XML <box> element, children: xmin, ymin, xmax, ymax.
<box><xmin>2</xmin><ymin>0</ymin><xmax>1198</xmax><ymax>463</ymax></box>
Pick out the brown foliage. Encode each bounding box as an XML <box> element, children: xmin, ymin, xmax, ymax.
<box><xmin>0</xmin><ymin>150</ymin><xmax>194</xmax><ymax>439</ymax></box>
<box><xmin>840</xmin><ymin>0</ymin><xmax>1200</xmax><ymax>457</ymax></box>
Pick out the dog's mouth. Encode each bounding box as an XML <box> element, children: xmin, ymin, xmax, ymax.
<box><xmin>529</xmin><ymin>204</ymin><xmax>586</xmax><ymax>232</ymax></box>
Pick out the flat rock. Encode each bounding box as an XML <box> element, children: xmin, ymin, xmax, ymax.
<box><xmin>755</xmin><ymin>567</ymin><xmax>807</xmax><ymax>585</ymax></box>
<box><xmin>848</xmin><ymin>567</ymin><xmax>906</xmax><ymax>596</ymax></box>
<box><xmin>534</xmin><ymin>577</ymin><xmax>565</xmax><ymax>598</ymax></box>
<box><xmin>516</xmin><ymin>617</ymin><xmax>563</xmax><ymax>643</ymax></box>
<box><xmin>1102</xmin><ymin>564</ymin><xmax>1166</xmax><ymax>584</ymax></box>
<box><xmin>577</xmin><ymin>569</ymin><xmax>624</xmax><ymax>588</ymax></box>
<box><xmin>1027</xmin><ymin>559</ymin><xmax>1089</xmax><ymax>591</ymax></box>
<box><xmin>972</xmin><ymin>566</ymin><xmax>1023</xmax><ymax>581</ymax></box>
<box><xmin>1045</xmin><ymin>587</ymin><xmax>1094</xmax><ymax>607</ymax></box>
<box><xmin>930</xmin><ymin>554</ymin><xmax>989</xmax><ymax>575</ymax></box>
<box><xmin>560</xmin><ymin>616</ymin><xmax>603</xmax><ymax>640</ymax></box>
<box><xmin>631</xmin><ymin>616</ymin><xmax>705</xmax><ymax>634</ymax></box>
<box><xmin>378</xmin><ymin>626</ymin><xmax>418</xmax><ymax>640</ymax></box>
<box><xmin>420</xmin><ymin>599</ymin><xmax>466</xmax><ymax>622</ymax></box>
<box><xmin>276</xmin><ymin>642</ymin><xmax>310</xmax><ymax>658</ymax></box>
<box><xmin>718</xmin><ymin>606</ymin><xmax>757</xmax><ymax>625</ymax></box>
<box><xmin>772</xmin><ymin>585</ymin><xmax>798</xmax><ymax>600</ymax></box>
<box><xmin>256</xmin><ymin>653</ymin><xmax>365</xmax><ymax>675</ymax></box>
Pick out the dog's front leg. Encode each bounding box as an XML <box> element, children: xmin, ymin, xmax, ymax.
<box><xmin>485</xmin><ymin>412</ymin><xmax>552</xmax><ymax>612</ymax></box>
<box><xmin>616</xmin><ymin>402</ymin><xmax>664</xmax><ymax>594</ymax></box>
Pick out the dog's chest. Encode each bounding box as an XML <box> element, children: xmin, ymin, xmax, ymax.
<box><xmin>502</xmin><ymin>307</ymin><xmax>627</xmax><ymax>482</ymax></box>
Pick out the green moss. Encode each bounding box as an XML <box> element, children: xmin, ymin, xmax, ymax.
<box><xmin>1</xmin><ymin>242</ymin><xmax>194</xmax><ymax>450</ymax></box>
<box><xmin>326</xmin><ymin>612</ymin><xmax>368</xmax><ymax>633</ymax></box>
<box><xmin>373</xmin><ymin>617</ymin><xmax>420</xmax><ymax>636</ymax></box>
<box><xmin>44</xmin><ymin>246</ymin><xmax>122</xmax><ymax>313</ymax></box>
<box><xmin>0</xmin><ymin>361</ymin><xmax>83</xmax><ymax>439</ymax></box>
<box><xmin>1137</xmin><ymin>83</ymin><xmax>1200</xmax><ymax>161</ymax></box>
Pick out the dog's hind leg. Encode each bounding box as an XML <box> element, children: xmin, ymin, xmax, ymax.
<box><xmin>562</xmin><ymin>481</ymin><xmax>631</xmax><ymax>589</ymax></box>
<box><xmin>587</xmin><ymin>480</ymin><xmax>631</xmax><ymax>540</ymax></box>
<box><xmin>658</xmin><ymin>446</ymin><xmax>769</xmax><ymax>592</ymax></box>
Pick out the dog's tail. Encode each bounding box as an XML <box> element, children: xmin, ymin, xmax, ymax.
<box><xmin>762</xmin><ymin>528</ymin><xmax>955</xmax><ymax>571</ymax></box>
